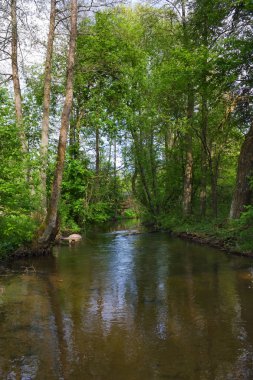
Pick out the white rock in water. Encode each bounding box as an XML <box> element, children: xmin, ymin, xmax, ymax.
<box><xmin>61</xmin><ymin>234</ymin><xmax>82</xmax><ymax>243</ymax></box>
<box><xmin>68</xmin><ymin>234</ymin><xmax>82</xmax><ymax>242</ymax></box>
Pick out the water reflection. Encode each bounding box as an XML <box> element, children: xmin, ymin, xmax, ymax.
<box><xmin>0</xmin><ymin>226</ymin><xmax>253</xmax><ymax>379</ymax></box>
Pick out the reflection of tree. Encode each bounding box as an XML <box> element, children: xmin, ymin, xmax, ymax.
<box><xmin>43</xmin><ymin>256</ymin><xmax>69</xmax><ymax>380</ymax></box>
<box><xmin>233</xmin><ymin>270</ymin><xmax>253</xmax><ymax>379</ymax></box>
<box><xmin>48</xmin><ymin>238</ymin><xmax>253</xmax><ymax>379</ymax></box>
<box><xmin>3</xmin><ymin>232</ymin><xmax>253</xmax><ymax>379</ymax></box>
<box><xmin>0</xmin><ymin>262</ymin><xmax>67</xmax><ymax>379</ymax></box>
<box><xmin>46</xmin><ymin>237</ymin><xmax>253</xmax><ymax>379</ymax></box>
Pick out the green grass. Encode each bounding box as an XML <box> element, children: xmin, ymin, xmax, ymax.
<box><xmin>158</xmin><ymin>212</ymin><xmax>253</xmax><ymax>254</ymax></box>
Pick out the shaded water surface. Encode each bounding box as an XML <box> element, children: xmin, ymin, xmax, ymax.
<box><xmin>1</xmin><ymin>221</ymin><xmax>253</xmax><ymax>379</ymax></box>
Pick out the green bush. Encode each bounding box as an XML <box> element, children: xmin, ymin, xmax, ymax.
<box><xmin>122</xmin><ymin>208</ymin><xmax>137</xmax><ymax>219</ymax></box>
<box><xmin>0</xmin><ymin>212</ymin><xmax>37</xmax><ymax>257</ymax></box>
<box><xmin>82</xmin><ymin>201</ymin><xmax>114</xmax><ymax>224</ymax></box>
<box><xmin>0</xmin><ymin>88</ymin><xmax>40</xmax><ymax>257</ymax></box>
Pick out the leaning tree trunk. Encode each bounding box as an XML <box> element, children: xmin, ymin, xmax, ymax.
<box><xmin>11</xmin><ymin>0</ymin><xmax>27</xmax><ymax>153</ymax></box>
<box><xmin>40</xmin><ymin>0</ymin><xmax>57</xmax><ymax>213</ymax></box>
<box><xmin>230</xmin><ymin>123</ymin><xmax>253</xmax><ymax>219</ymax></box>
<box><xmin>38</xmin><ymin>0</ymin><xmax>78</xmax><ymax>245</ymax></box>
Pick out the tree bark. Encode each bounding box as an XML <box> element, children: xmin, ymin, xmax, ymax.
<box><xmin>200</xmin><ymin>96</ymin><xmax>208</xmax><ymax>217</ymax></box>
<box><xmin>38</xmin><ymin>0</ymin><xmax>78</xmax><ymax>245</ymax></box>
<box><xmin>230</xmin><ymin>123</ymin><xmax>253</xmax><ymax>219</ymax></box>
<box><xmin>181</xmin><ymin>0</ymin><xmax>194</xmax><ymax>216</ymax></box>
<box><xmin>182</xmin><ymin>88</ymin><xmax>194</xmax><ymax>216</ymax></box>
<box><xmin>40</xmin><ymin>0</ymin><xmax>57</xmax><ymax>212</ymax></box>
<box><xmin>210</xmin><ymin>162</ymin><xmax>218</xmax><ymax>218</ymax></box>
<box><xmin>199</xmin><ymin>14</ymin><xmax>209</xmax><ymax>217</ymax></box>
<box><xmin>113</xmin><ymin>138</ymin><xmax>117</xmax><ymax>217</ymax></box>
<box><xmin>131</xmin><ymin>129</ymin><xmax>155</xmax><ymax>215</ymax></box>
<box><xmin>200</xmin><ymin>60</ymin><xmax>208</xmax><ymax>217</ymax></box>
<box><xmin>69</xmin><ymin>109</ymin><xmax>82</xmax><ymax>159</ymax></box>
<box><xmin>95</xmin><ymin>126</ymin><xmax>100</xmax><ymax>175</ymax></box>
<box><xmin>11</xmin><ymin>0</ymin><xmax>27</xmax><ymax>153</ymax></box>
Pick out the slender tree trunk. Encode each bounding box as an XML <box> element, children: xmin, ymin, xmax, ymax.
<box><xmin>199</xmin><ymin>15</ymin><xmax>209</xmax><ymax>217</ymax></box>
<box><xmin>164</xmin><ymin>127</ymin><xmax>174</xmax><ymax>196</ymax></box>
<box><xmin>131</xmin><ymin>166</ymin><xmax>137</xmax><ymax>197</ymax></box>
<box><xmin>210</xmin><ymin>162</ymin><xmax>218</xmax><ymax>218</ymax></box>
<box><xmin>108</xmin><ymin>139</ymin><xmax>112</xmax><ymax>167</ymax></box>
<box><xmin>180</xmin><ymin>0</ymin><xmax>194</xmax><ymax>216</ymax></box>
<box><xmin>69</xmin><ymin>116</ymin><xmax>75</xmax><ymax>156</ymax></box>
<box><xmin>75</xmin><ymin>113</ymin><xmax>81</xmax><ymax>157</ymax></box>
<box><xmin>200</xmin><ymin>132</ymin><xmax>207</xmax><ymax>217</ymax></box>
<box><xmin>40</xmin><ymin>0</ymin><xmax>57</xmax><ymax>212</ymax></box>
<box><xmin>38</xmin><ymin>0</ymin><xmax>78</xmax><ymax>245</ymax></box>
<box><xmin>150</xmin><ymin>129</ymin><xmax>158</xmax><ymax>213</ymax></box>
<box><xmin>230</xmin><ymin>123</ymin><xmax>253</xmax><ymax>219</ymax></box>
<box><xmin>183</xmin><ymin>135</ymin><xmax>193</xmax><ymax>215</ymax></box>
<box><xmin>131</xmin><ymin>129</ymin><xmax>154</xmax><ymax>214</ymax></box>
<box><xmin>113</xmin><ymin>138</ymin><xmax>117</xmax><ymax>217</ymax></box>
<box><xmin>11</xmin><ymin>0</ymin><xmax>27</xmax><ymax>153</ymax></box>
<box><xmin>114</xmin><ymin>138</ymin><xmax>117</xmax><ymax>178</ymax></box>
<box><xmin>200</xmin><ymin>91</ymin><xmax>208</xmax><ymax>217</ymax></box>
<box><xmin>200</xmin><ymin>57</ymin><xmax>209</xmax><ymax>216</ymax></box>
<box><xmin>70</xmin><ymin>109</ymin><xmax>82</xmax><ymax>159</ymax></box>
<box><xmin>183</xmin><ymin>89</ymin><xmax>194</xmax><ymax>216</ymax></box>
<box><xmin>95</xmin><ymin>126</ymin><xmax>100</xmax><ymax>175</ymax></box>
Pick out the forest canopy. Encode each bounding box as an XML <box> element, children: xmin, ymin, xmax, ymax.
<box><xmin>0</xmin><ymin>0</ymin><xmax>253</xmax><ymax>256</ymax></box>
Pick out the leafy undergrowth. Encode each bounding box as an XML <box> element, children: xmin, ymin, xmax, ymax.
<box><xmin>159</xmin><ymin>212</ymin><xmax>253</xmax><ymax>255</ymax></box>
<box><xmin>0</xmin><ymin>212</ymin><xmax>38</xmax><ymax>260</ymax></box>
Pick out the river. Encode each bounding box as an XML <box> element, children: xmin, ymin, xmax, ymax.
<box><xmin>1</xmin><ymin>221</ymin><xmax>253</xmax><ymax>379</ymax></box>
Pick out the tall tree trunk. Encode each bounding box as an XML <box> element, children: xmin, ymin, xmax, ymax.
<box><xmin>38</xmin><ymin>0</ymin><xmax>78</xmax><ymax>245</ymax></box>
<box><xmin>69</xmin><ymin>109</ymin><xmax>82</xmax><ymax>159</ymax></box>
<box><xmin>200</xmin><ymin>57</ymin><xmax>208</xmax><ymax>217</ymax></box>
<box><xmin>181</xmin><ymin>0</ymin><xmax>194</xmax><ymax>216</ymax></box>
<box><xmin>183</xmin><ymin>135</ymin><xmax>193</xmax><ymax>215</ymax></box>
<box><xmin>131</xmin><ymin>129</ymin><xmax>154</xmax><ymax>215</ymax></box>
<box><xmin>40</xmin><ymin>0</ymin><xmax>57</xmax><ymax>212</ymax></box>
<box><xmin>150</xmin><ymin>129</ymin><xmax>159</xmax><ymax>213</ymax></box>
<box><xmin>69</xmin><ymin>116</ymin><xmax>75</xmax><ymax>156</ymax></box>
<box><xmin>200</xmin><ymin>95</ymin><xmax>208</xmax><ymax>217</ymax></box>
<box><xmin>210</xmin><ymin>162</ymin><xmax>218</xmax><ymax>218</ymax></box>
<box><xmin>182</xmin><ymin>88</ymin><xmax>194</xmax><ymax>216</ymax></box>
<box><xmin>11</xmin><ymin>0</ymin><xmax>27</xmax><ymax>153</ymax></box>
<box><xmin>230</xmin><ymin>123</ymin><xmax>253</xmax><ymax>219</ymax></box>
<box><xmin>95</xmin><ymin>126</ymin><xmax>100</xmax><ymax>175</ymax></box>
<box><xmin>199</xmin><ymin>15</ymin><xmax>209</xmax><ymax>217</ymax></box>
<box><xmin>113</xmin><ymin>138</ymin><xmax>117</xmax><ymax>217</ymax></box>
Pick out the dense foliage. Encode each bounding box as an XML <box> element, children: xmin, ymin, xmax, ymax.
<box><xmin>0</xmin><ymin>0</ymin><xmax>253</xmax><ymax>256</ymax></box>
<box><xmin>0</xmin><ymin>88</ymin><xmax>39</xmax><ymax>255</ymax></box>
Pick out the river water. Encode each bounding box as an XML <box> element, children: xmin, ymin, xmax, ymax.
<box><xmin>1</xmin><ymin>221</ymin><xmax>253</xmax><ymax>379</ymax></box>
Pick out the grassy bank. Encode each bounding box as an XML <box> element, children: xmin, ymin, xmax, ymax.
<box><xmin>159</xmin><ymin>213</ymin><xmax>253</xmax><ymax>257</ymax></box>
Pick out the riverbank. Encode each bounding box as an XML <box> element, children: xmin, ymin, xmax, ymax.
<box><xmin>0</xmin><ymin>239</ymin><xmax>53</xmax><ymax>262</ymax></box>
<box><xmin>173</xmin><ymin>231</ymin><xmax>252</xmax><ymax>257</ymax></box>
<box><xmin>2</xmin><ymin>216</ymin><xmax>253</xmax><ymax>261</ymax></box>
<box><xmin>160</xmin><ymin>216</ymin><xmax>253</xmax><ymax>258</ymax></box>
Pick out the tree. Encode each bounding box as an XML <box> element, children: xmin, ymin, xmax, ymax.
<box><xmin>10</xmin><ymin>0</ymin><xmax>27</xmax><ymax>153</ymax></box>
<box><xmin>227</xmin><ymin>1</ymin><xmax>253</xmax><ymax>218</ymax></box>
<box><xmin>181</xmin><ymin>0</ymin><xmax>194</xmax><ymax>216</ymax></box>
<box><xmin>230</xmin><ymin>124</ymin><xmax>253</xmax><ymax>219</ymax></box>
<box><xmin>38</xmin><ymin>0</ymin><xmax>78</xmax><ymax>245</ymax></box>
<box><xmin>40</xmin><ymin>0</ymin><xmax>57</xmax><ymax>212</ymax></box>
